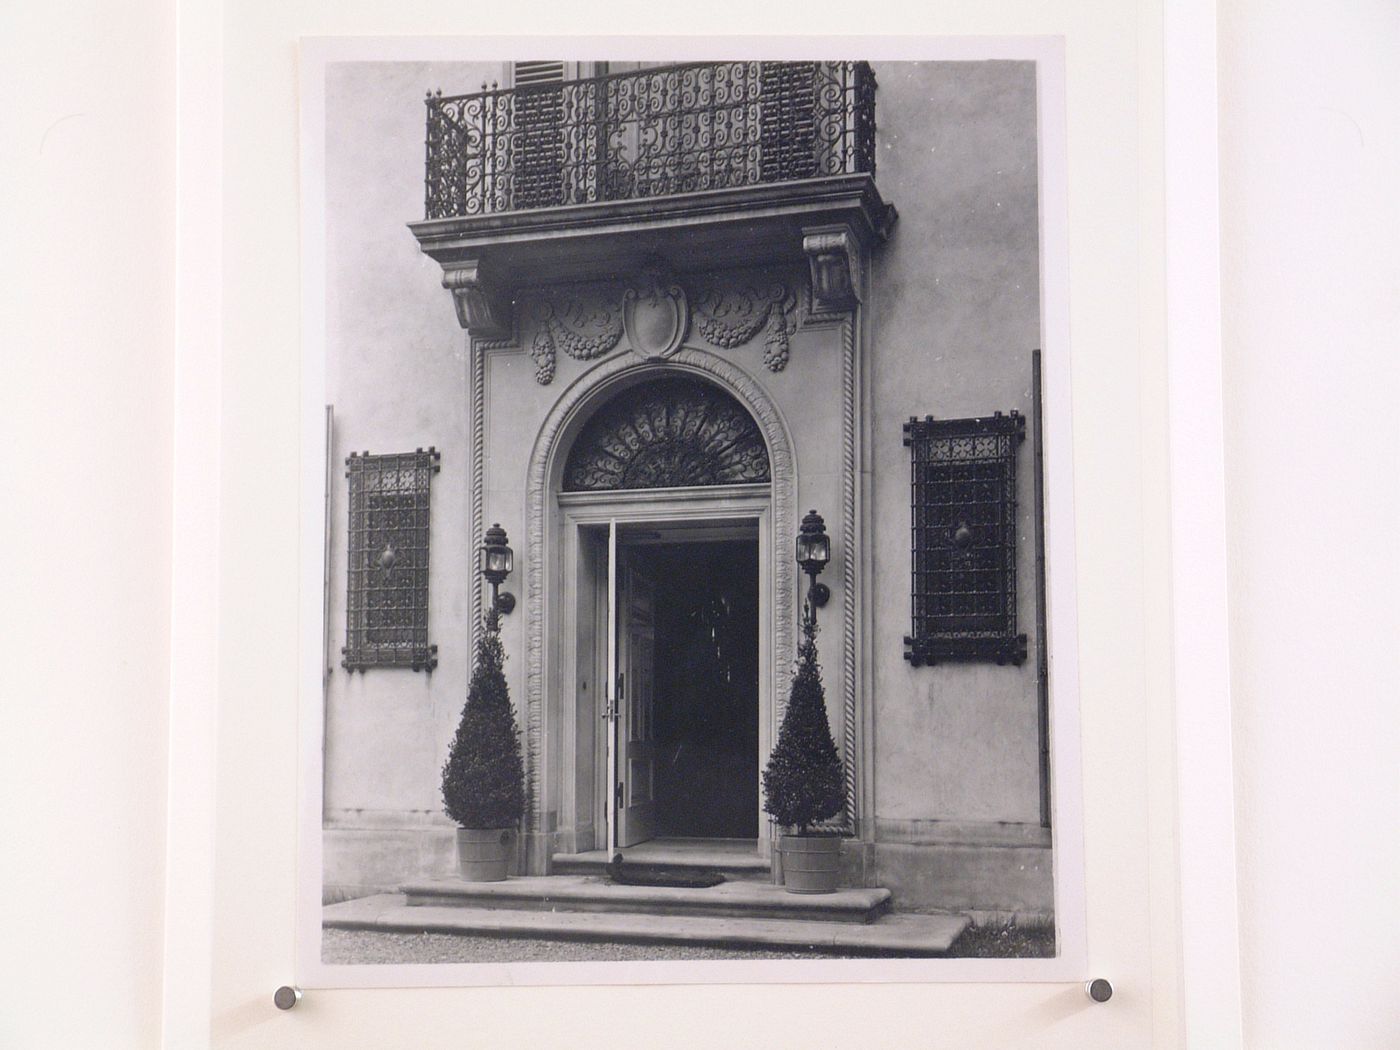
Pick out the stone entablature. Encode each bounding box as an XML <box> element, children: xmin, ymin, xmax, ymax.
<box><xmin>410</xmin><ymin>173</ymin><xmax>895</xmax><ymax>340</ymax></box>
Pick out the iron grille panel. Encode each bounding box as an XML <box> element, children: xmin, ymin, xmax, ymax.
<box><xmin>343</xmin><ymin>448</ymin><xmax>440</xmax><ymax>672</ymax></box>
<box><xmin>562</xmin><ymin>377</ymin><xmax>770</xmax><ymax>492</ymax></box>
<box><xmin>424</xmin><ymin>61</ymin><xmax>878</xmax><ymax>219</ymax></box>
<box><xmin>904</xmin><ymin>413</ymin><xmax>1027</xmax><ymax>666</ymax></box>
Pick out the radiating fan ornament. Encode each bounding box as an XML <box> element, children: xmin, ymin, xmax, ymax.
<box><xmin>563</xmin><ymin>377</ymin><xmax>770</xmax><ymax>492</ymax></box>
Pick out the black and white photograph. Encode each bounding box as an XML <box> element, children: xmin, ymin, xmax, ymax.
<box><xmin>14</xmin><ymin>1</ymin><xmax>1400</xmax><ymax>1045</ymax></box>
<box><xmin>300</xmin><ymin>42</ymin><xmax>1085</xmax><ymax>983</ymax></box>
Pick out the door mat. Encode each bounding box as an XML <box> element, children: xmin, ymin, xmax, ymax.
<box><xmin>604</xmin><ymin>855</ymin><xmax>726</xmax><ymax>889</ymax></box>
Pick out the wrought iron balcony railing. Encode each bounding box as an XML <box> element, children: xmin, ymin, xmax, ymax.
<box><xmin>423</xmin><ymin>61</ymin><xmax>878</xmax><ymax>220</ymax></box>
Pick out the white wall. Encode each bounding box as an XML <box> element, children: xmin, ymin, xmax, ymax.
<box><xmin>0</xmin><ymin>2</ymin><xmax>175</xmax><ymax>1048</ymax></box>
<box><xmin>5</xmin><ymin>1</ymin><xmax>1398</xmax><ymax>1048</ymax></box>
<box><xmin>1218</xmin><ymin>2</ymin><xmax>1400</xmax><ymax>1048</ymax></box>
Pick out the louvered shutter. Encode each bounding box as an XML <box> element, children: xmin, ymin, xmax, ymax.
<box><xmin>511</xmin><ymin>62</ymin><xmax>566</xmax><ymax>208</ymax></box>
<box><xmin>512</xmin><ymin>61</ymin><xmax>566</xmax><ymax>86</ymax></box>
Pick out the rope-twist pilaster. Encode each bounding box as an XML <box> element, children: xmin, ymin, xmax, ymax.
<box><xmin>840</xmin><ymin>311</ymin><xmax>860</xmax><ymax>833</ymax></box>
<box><xmin>469</xmin><ymin>338</ymin><xmax>485</xmax><ymax>649</ymax></box>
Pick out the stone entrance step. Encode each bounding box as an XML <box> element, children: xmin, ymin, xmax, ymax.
<box><xmin>399</xmin><ymin>875</ymin><xmax>890</xmax><ymax>924</ymax></box>
<box><xmin>325</xmin><ymin>893</ymin><xmax>970</xmax><ymax>957</ymax></box>
<box><xmin>552</xmin><ymin>839</ymin><xmax>770</xmax><ymax>881</ymax></box>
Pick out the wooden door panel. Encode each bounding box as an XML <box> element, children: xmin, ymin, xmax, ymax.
<box><xmin>618</xmin><ymin>562</ymin><xmax>658</xmax><ymax>847</ymax></box>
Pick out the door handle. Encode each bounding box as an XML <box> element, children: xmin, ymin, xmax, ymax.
<box><xmin>601</xmin><ymin>672</ymin><xmax>624</xmax><ymax>721</ymax></box>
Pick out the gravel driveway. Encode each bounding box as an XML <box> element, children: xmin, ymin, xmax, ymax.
<box><xmin>323</xmin><ymin>928</ymin><xmax>853</xmax><ymax>963</ymax></box>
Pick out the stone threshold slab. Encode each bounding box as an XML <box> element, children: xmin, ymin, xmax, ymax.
<box><xmin>552</xmin><ymin>845</ymin><xmax>770</xmax><ymax>876</ymax></box>
<box><xmin>325</xmin><ymin>894</ymin><xmax>969</xmax><ymax>956</ymax></box>
<box><xmin>400</xmin><ymin>875</ymin><xmax>890</xmax><ymax>924</ymax></box>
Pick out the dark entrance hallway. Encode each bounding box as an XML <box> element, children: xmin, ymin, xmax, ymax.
<box><xmin>629</xmin><ymin>539</ymin><xmax>760</xmax><ymax>840</ymax></box>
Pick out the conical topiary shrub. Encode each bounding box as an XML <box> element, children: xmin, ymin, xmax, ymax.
<box><xmin>441</xmin><ymin>607</ymin><xmax>525</xmax><ymax>880</ymax></box>
<box><xmin>763</xmin><ymin>604</ymin><xmax>845</xmax><ymax>834</ymax></box>
<box><xmin>763</xmin><ymin>604</ymin><xmax>846</xmax><ymax>893</ymax></box>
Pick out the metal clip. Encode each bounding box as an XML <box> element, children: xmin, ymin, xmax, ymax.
<box><xmin>1085</xmin><ymin>978</ymin><xmax>1113</xmax><ymax>1003</ymax></box>
<box><xmin>274</xmin><ymin>986</ymin><xmax>302</xmax><ymax>1010</ymax></box>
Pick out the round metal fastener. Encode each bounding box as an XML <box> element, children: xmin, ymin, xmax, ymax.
<box><xmin>273</xmin><ymin>985</ymin><xmax>302</xmax><ymax>1011</ymax></box>
<box><xmin>1085</xmin><ymin>978</ymin><xmax>1113</xmax><ymax>1003</ymax></box>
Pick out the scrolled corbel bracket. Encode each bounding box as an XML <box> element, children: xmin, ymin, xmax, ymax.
<box><xmin>802</xmin><ymin>224</ymin><xmax>863</xmax><ymax>316</ymax></box>
<box><xmin>442</xmin><ymin>259</ymin><xmax>512</xmax><ymax>340</ymax></box>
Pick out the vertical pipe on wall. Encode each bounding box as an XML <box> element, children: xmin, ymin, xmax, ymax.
<box><xmin>1032</xmin><ymin>352</ymin><xmax>1051</xmax><ymax>829</ymax></box>
<box><xmin>323</xmin><ymin>405</ymin><xmax>334</xmax><ymax>689</ymax></box>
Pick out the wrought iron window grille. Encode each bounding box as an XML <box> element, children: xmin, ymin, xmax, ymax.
<box><xmin>904</xmin><ymin>413</ymin><xmax>1027</xmax><ymax>667</ymax></box>
<box><xmin>343</xmin><ymin>448</ymin><xmax>441</xmax><ymax>672</ymax></box>
<box><xmin>424</xmin><ymin>61</ymin><xmax>878</xmax><ymax>220</ymax></box>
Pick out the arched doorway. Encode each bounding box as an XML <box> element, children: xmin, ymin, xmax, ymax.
<box><xmin>524</xmin><ymin>353</ymin><xmax>797</xmax><ymax>871</ymax></box>
<box><xmin>564</xmin><ymin>377</ymin><xmax>768</xmax><ymax>849</ymax></box>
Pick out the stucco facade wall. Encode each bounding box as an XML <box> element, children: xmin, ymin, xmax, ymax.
<box><xmin>320</xmin><ymin>59</ymin><xmax>1049</xmax><ymax>912</ymax></box>
<box><xmin>870</xmin><ymin>61</ymin><xmax>1043</xmax><ymax>831</ymax></box>
<box><xmin>322</xmin><ymin>62</ymin><xmax>498</xmax><ymax>842</ymax></box>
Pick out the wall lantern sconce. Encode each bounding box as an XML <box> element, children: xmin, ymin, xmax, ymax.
<box><xmin>481</xmin><ymin>522</ymin><xmax>516</xmax><ymax>614</ymax></box>
<box><xmin>796</xmin><ymin>509</ymin><xmax>832</xmax><ymax>610</ymax></box>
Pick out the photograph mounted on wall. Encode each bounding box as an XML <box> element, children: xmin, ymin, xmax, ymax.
<box><xmin>300</xmin><ymin>44</ymin><xmax>1084</xmax><ymax>984</ymax></box>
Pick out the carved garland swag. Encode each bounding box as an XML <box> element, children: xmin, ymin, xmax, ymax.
<box><xmin>527</xmin><ymin>276</ymin><xmax>797</xmax><ymax>385</ymax></box>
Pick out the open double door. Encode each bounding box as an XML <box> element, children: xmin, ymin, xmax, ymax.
<box><xmin>591</xmin><ymin>516</ymin><xmax>761</xmax><ymax>856</ymax></box>
<box><xmin>602</xmin><ymin>521</ymin><xmax>658</xmax><ymax>854</ymax></box>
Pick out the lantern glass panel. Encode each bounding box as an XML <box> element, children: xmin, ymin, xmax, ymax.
<box><xmin>797</xmin><ymin>533</ymin><xmax>830</xmax><ymax>569</ymax></box>
<box><xmin>483</xmin><ymin>547</ymin><xmax>510</xmax><ymax>576</ymax></box>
